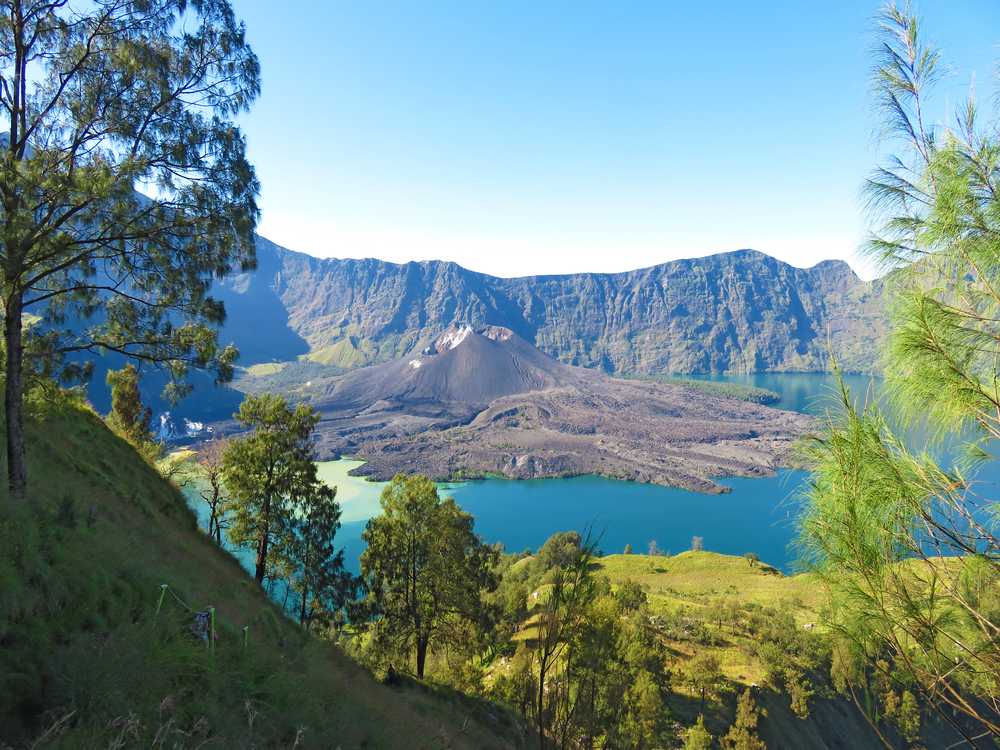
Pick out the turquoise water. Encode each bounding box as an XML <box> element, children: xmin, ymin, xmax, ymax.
<box><xmin>336</xmin><ymin>472</ymin><xmax>805</xmax><ymax>575</ymax></box>
<box><xmin>681</xmin><ymin>371</ymin><xmax>883</xmax><ymax>416</ymax></box>
<box><xmin>196</xmin><ymin>372</ymin><xmax>1000</xmax><ymax>576</ymax></box>
<box><xmin>331</xmin><ymin>374</ymin><xmax>861</xmax><ymax>574</ymax></box>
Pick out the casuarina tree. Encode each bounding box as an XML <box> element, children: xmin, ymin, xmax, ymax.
<box><xmin>105</xmin><ymin>363</ymin><xmax>153</xmax><ymax>445</ymax></box>
<box><xmin>222</xmin><ymin>393</ymin><xmax>333</xmax><ymax>586</ymax></box>
<box><xmin>358</xmin><ymin>474</ymin><xmax>498</xmax><ymax>678</ymax></box>
<box><xmin>0</xmin><ymin>0</ymin><xmax>260</xmax><ymax>496</ymax></box>
<box><xmin>105</xmin><ymin>362</ymin><xmax>161</xmax><ymax>464</ymax></box>
<box><xmin>796</xmin><ymin>3</ymin><xmax>1000</xmax><ymax>744</ymax></box>
<box><xmin>280</xmin><ymin>483</ymin><xmax>356</xmax><ymax>630</ymax></box>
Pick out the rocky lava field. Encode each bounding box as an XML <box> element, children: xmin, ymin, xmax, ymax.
<box><xmin>292</xmin><ymin>325</ymin><xmax>812</xmax><ymax>494</ymax></box>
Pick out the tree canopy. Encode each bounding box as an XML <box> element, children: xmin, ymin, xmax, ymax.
<box><xmin>357</xmin><ymin>474</ymin><xmax>498</xmax><ymax>678</ymax></box>
<box><xmin>279</xmin><ymin>482</ymin><xmax>354</xmax><ymax>630</ymax></box>
<box><xmin>221</xmin><ymin>393</ymin><xmax>334</xmax><ymax>587</ymax></box>
<box><xmin>795</xmin><ymin>3</ymin><xmax>1000</xmax><ymax>744</ymax></box>
<box><xmin>0</xmin><ymin>0</ymin><xmax>260</xmax><ymax>495</ymax></box>
<box><xmin>104</xmin><ymin>362</ymin><xmax>162</xmax><ymax>465</ymax></box>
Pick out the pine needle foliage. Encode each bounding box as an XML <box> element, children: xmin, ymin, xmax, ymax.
<box><xmin>795</xmin><ymin>3</ymin><xmax>1000</xmax><ymax>745</ymax></box>
<box><xmin>684</xmin><ymin>714</ymin><xmax>712</xmax><ymax>750</ymax></box>
<box><xmin>357</xmin><ymin>474</ymin><xmax>499</xmax><ymax>680</ymax></box>
<box><xmin>720</xmin><ymin>689</ymin><xmax>766</xmax><ymax>750</ymax></box>
<box><xmin>104</xmin><ymin>363</ymin><xmax>163</xmax><ymax>466</ymax></box>
<box><xmin>863</xmin><ymin>2</ymin><xmax>1000</xmax><ymax>443</ymax></box>
<box><xmin>221</xmin><ymin>392</ymin><xmax>339</xmax><ymax>589</ymax></box>
<box><xmin>0</xmin><ymin>0</ymin><xmax>261</xmax><ymax>497</ymax></box>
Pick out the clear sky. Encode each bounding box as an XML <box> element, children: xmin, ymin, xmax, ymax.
<box><xmin>229</xmin><ymin>1</ymin><xmax>1000</xmax><ymax>280</ymax></box>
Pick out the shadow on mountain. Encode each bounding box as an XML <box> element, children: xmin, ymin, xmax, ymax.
<box><xmin>213</xmin><ymin>234</ymin><xmax>311</xmax><ymax>365</ymax></box>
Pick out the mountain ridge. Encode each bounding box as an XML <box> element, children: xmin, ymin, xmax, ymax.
<box><xmin>217</xmin><ymin>238</ymin><xmax>888</xmax><ymax>377</ymax></box>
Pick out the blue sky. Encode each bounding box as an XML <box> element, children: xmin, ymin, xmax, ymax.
<box><xmin>230</xmin><ymin>1</ymin><xmax>1000</xmax><ymax>279</ymax></box>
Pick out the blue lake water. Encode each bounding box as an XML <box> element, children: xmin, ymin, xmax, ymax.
<box><xmin>337</xmin><ymin>470</ymin><xmax>806</xmax><ymax>575</ymax></box>
<box><xmin>191</xmin><ymin>372</ymin><xmax>1000</xmax><ymax>577</ymax></box>
<box><xmin>333</xmin><ymin>373</ymin><xmax>900</xmax><ymax>574</ymax></box>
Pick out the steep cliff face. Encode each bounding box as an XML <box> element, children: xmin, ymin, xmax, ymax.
<box><xmin>218</xmin><ymin>237</ymin><xmax>887</xmax><ymax>374</ymax></box>
<box><xmin>500</xmin><ymin>252</ymin><xmax>885</xmax><ymax>373</ymax></box>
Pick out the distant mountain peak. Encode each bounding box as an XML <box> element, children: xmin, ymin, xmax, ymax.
<box><xmin>435</xmin><ymin>324</ymin><xmax>475</xmax><ymax>351</ymax></box>
<box><xmin>431</xmin><ymin>324</ymin><xmax>513</xmax><ymax>353</ymax></box>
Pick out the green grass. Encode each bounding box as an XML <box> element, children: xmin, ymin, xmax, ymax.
<box><xmin>500</xmin><ymin>550</ymin><xmax>825</xmax><ymax>706</ymax></box>
<box><xmin>0</xmin><ymin>392</ymin><xmax>523</xmax><ymax>749</ymax></box>
<box><xmin>240</xmin><ymin>361</ymin><xmax>289</xmax><ymax>376</ymax></box>
<box><xmin>589</xmin><ymin>552</ymin><xmax>827</xmax><ymax>729</ymax></box>
<box><xmin>595</xmin><ymin>551</ymin><xmax>821</xmax><ymax>616</ymax></box>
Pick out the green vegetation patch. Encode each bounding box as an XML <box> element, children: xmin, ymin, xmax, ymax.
<box><xmin>0</xmin><ymin>394</ymin><xmax>516</xmax><ymax>749</ymax></box>
<box><xmin>614</xmin><ymin>374</ymin><xmax>781</xmax><ymax>405</ymax></box>
<box><xmin>595</xmin><ymin>551</ymin><xmax>821</xmax><ymax>619</ymax></box>
<box><xmin>306</xmin><ymin>336</ymin><xmax>372</xmax><ymax>368</ymax></box>
<box><xmin>230</xmin><ymin>359</ymin><xmax>339</xmax><ymax>398</ymax></box>
<box><xmin>240</xmin><ymin>362</ymin><xmax>289</xmax><ymax>376</ymax></box>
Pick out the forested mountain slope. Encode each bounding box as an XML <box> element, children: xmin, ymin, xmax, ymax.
<box><xmin>1</xmin><ymin>388</ymin><xmax>984</xmax><ymax>749</ymax></box>
<box><xmin>217</xmin><ymin>236</ymin><xmax>887</xmax><ymax>375</ymax></box>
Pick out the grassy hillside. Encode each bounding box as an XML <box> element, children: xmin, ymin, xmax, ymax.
<box><xmin>0</xmin><ymin>391</ymin><xmax>524</xmax><ymax>749</ymax></box>
<box><xmin>491</xmin><ymin>550</ymin><xmax>995</xmax><ymax>749</ymax></box>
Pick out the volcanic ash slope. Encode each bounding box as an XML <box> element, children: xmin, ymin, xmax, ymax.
<box><xmin>307</xmin><ymin>325</ymin><xmax>812</xmax><ymax>494</ymax></box>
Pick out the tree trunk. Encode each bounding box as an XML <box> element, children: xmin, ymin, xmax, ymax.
<box><xmin>299</xmin><ymin>582</ymin><xmax>309</xmax><ymax>628</ymax></box>
<box><xmin>5</xmin><ymin>289</ymin><xmax>26</xmax><ymax>497</ymax></box>
<box><xmin>416</xmin><ymin>635</ymin><xmax>428</xmax><ymax>678</ymax></box>
<box><xmin>208</xmin><ymin>483</ymin><xmax>221</xmax><ymax>544</ymax></box>
<box><xmin>255</xmin><ymin>534</ymin><xmax>268</xmax><ymax>585</ymax></box>
<box><xmin>255</xmin><ymin>499</ymin><xmax>270</xmax><ymax>585</ymax></box>
<box><xmin>537</xmin><ymin>652</ymin><xmax>550</xmax><ymax>750</ymax></box>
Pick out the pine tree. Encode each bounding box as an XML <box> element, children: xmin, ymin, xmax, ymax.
<box><xmin>0</xmin><ymin>0</ymin><xmax>260</xmax><ymax>496</ymax></box>
<box><xmin>721</xmin><ymin>689</ymin><xmax>766</xmax><ymax>750</ymax></box>
<box><xmin>684</xmin><ymin>714</ymin><xmax>713</xmax><ymax>750</ymax></box>
<box><xmin>105</xmin><ymin>364</ymin><xmax>161</xmax><ymax>464</ymax></box>
<box><xmin>358</xmin><ymin>474</ymin><xmax>499</xmax><ymax>679</ymax></box>
<box><xmin>281</xmin><ymin>482</ymin><xmax>355</xmax><ymax>630</ymax></box>
<box><xmin>687</xmin><ymin>653</ymin><xmax>725</xmax><ymax>711</ymax></box>
<box><xmin>222</xmin><ymin>393</ymin><xmax>334</xmax><ymax>586</ymax></box>
<box><xmin>795</xmin><ymin>4</ymin><xmax>1000</xmax><ymax>741</ymax></box>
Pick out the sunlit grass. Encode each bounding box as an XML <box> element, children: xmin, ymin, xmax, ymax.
<box><xmin>0</xmin><ymin>394</ymin><xmax>518</xmax><ymax>749</ymax></box>
<box><xmin>239</xmin><ymin>361</ymin><xmax>289</xmax><ymax>376</ymax></box>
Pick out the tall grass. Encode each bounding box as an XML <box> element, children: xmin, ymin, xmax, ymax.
<box><xmin>0</xmin><ymin>391</ymin><xmax>520</xmax><ymax>749</ymax></box>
